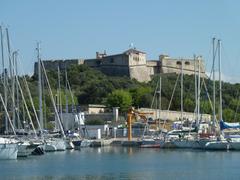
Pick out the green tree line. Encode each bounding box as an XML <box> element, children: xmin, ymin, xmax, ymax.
<box><xmin>1</xmin><ymin>63</ymin><xmax>240</xmax><ymax>131</ymax></box>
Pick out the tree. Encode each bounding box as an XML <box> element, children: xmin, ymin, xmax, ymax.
<box><xmin>106</xmin><ymin>90</ymin><xmax>132</xmax><ymax>112</ymax></box>
<box><xmin>130</xmin><ymin>87</ymin><xmax>151</xmax><ymax>107</ymax></box>
<box><xmin>223</xmin><ymin>108</ymin><xmax>235</xmax><ymax>122</ymax></box>
<box><xmin>184</xmin><ymin>98</ymin><xmax>194</xmax><ymax>112</ymax></box>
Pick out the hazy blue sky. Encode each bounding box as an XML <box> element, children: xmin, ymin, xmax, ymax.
<box><xmin>1</xmin><ymin>0</ymin><xmax>240</xmax><ymax>82</ymax></box>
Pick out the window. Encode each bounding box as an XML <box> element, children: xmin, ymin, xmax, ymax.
<box><xmin>176</xmin><ymin>61</ymin><xmax>182</xmax><ymax>65</ymax></box>
<box><xmin>110</xmin><ymin>58</ymin><xmax>114</xmax><ymax>63</ymax></box>
<box><xmin>185</xmin><ymin>61</ymin><xmax>190</xmax><ymax>65</ymax></box>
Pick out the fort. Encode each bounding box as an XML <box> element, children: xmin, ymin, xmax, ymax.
<box><xmin>34</xmin><ymin>48</ymin><xmax>206</xmax><ymax>82</ymax></box>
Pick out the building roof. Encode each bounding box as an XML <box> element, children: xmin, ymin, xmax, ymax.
<box><xmin>123</xmin><ymin>48</ymin><xmax>146</xmax><ymax>55</ymax></box>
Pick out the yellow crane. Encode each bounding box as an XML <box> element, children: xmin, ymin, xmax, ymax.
<box><xmin>127</xmin><ymin>107</ymin><xmax>153</xmax><ymax>141</ymax></box>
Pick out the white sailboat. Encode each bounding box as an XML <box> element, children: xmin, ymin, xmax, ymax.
<box><xmin>0</xmin><ymin>27</ymin><xmax>19</xmax><ymax>160</ymax></box>
<box><xmin>44</xmin><ymin>137</ymin><xmax>66</xmax><ymax>151</ymax></box>
<box><xmin>39</xmin><ymin>48</ymin><xmax>66</xmax><ymax>151</ymax></box>
<box><xmin>17</xmin><ymin>140</ymin><xmax>40</xmax><ymax>157</ymax></box>
<box><xmin>0</xmin><ymin>91</ymin><xmax>18</xmax><ymax>159</ymax></box>
<box><xmin>172</xmin><ymin>58</ymin><xmax>199</xmax><ymax>149</ymax></box>
<box><xmin>204</xmin><ymin>39</ymin><xmax>231</xmax><ymax>150</ymax></box>
<box><xmin>204</xmin><ymin>137</ymin><xmax>230</xmax><ymax>150</ymax></box>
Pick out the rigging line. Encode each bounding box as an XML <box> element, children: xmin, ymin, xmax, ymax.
<box><xmin>0</xmin><ymin>93</ymin><xmax>16</xmax><ymax>135</ymax></box>
<box><xmin>64</xmin><ymin>69</ymin><xmax>77</xmax><ymax>109</ymax></box>
<box><xmin>16</xmin><ymin>53</ymin><xmax>43</xmax><ymax>133</ymax></box>
<box><xmin>161</xmin><ymin>73</ymin><xmax>180</xmax><ymax>131</ymax></box>
<box><xmin>67</xmin><ymin>77</ymin><xmax>77</xmax><ymax>111</ymax></box>
<box><xmin>204</xmin><ymin>38</ymin><xmax>214</xmax><ymax>78</ymax></box>
<box><xmin>167</xmin><ymin>73</ymin><xmax>180</xmax><ymax>111</ymax></box>
<box><xmin>208</xmin><ymin>44</ymin><xmax>218</xmax><ymax>80</ymax></box>
<box><xmin>40</xmin><ymin>59</ymin><xmax>66</xmax><ymax>138</ymax></box>
<box><xmin>10</xmin><ymin>50</ymin><xmax>37</xmax><ymax>135</ymax></box>
<box><xmin>233</xmin><ymin>90</ymin><xmax>240</xmax><ymax>122</ymax></box>
<box><xmin>15</xmin><ymin>74</ymin><xmax>37</xmax><ymax>137</ymax></box>
<box><xmin>203</xmin><ymin>79</ymin><xmax>214</xmax><ymax>112</ymax></box>
<box><xmin>0</xmin><ymin>74</ymin><xmax>22</xmax><ymax>131</ymax></box>
<box><xmin>22</xmin><ymin>75</ymin><xmax>43</xmax><ymax>134</ymax></box>
<box><xmin>150</xmin><ymin>79</ymin><xmax>159</xmax><ymax>109</ymax></box>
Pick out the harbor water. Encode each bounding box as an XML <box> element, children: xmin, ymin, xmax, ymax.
<box><xmin>1</xmin><ymin>147</ymin><xmax>240</xmax><ymax>180</ymax></box>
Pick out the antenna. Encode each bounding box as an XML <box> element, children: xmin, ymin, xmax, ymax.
<box><xmin>129</xmin><ymin>43</ymin><xmax>134</xmax><ymax>48</ymax></box>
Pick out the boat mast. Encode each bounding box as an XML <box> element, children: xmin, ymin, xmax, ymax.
<box><xmin>14</xmin><ymin>51</ymin><xmax>21</xmax><ymax>129</ymax></box>
<box><xmin>58</xmin><ymin>65</ymin><xmax>63</xmax><ymax>122</ymax></box>
<box><xmin>21</xmin><ymin>65</ymin><xmax>43</xmax><ymax>136</ymax></box>
<box><xmin>158</xmin><ymin>72</ymin><xmax>161</xmax><ymax>129</ymax></box>
<box><xmin>0</xmin><ymin>93</ymin><xmax>16</xmax><ymax>135</ymax></box>
<box><xmin>15</xmin><ymin>72</ymin><xmax>37</xmax><ymax>136</ymax></box>
<box><xmin>193</xmin><ymin>54</ymin><xmax>198</xmax><ymax>125</ymax></box>
<box><xmin>37</xmin><ymin>42</ymin><xmax>44</xmax><ymax>130</ymax></box>
<box><xmin>43</xmin><ymin>76</ymin><xmax>47</xmax><ymax>129</ymax></box>
<box><xmin>6</xmin><ymin>28</ymin><xmax>15</xmax><ymax>130</ymax></box>
<box><xmin>12</xmin><ymin>51</ymin><xmax>16</xmax><ymax>129</ymax></box>
<box><xmin>65</xmin><ymin>67</ymin><xmax>69</xmax><ymax>113</ymax></box>
<box><xmin>197</xmin><ymin>56</ymin><xmax>201</xmax><ymax>125</ymax></box>
<box><xmin>41</xmin><ymin>60</ymin><xmax>66</xmax><ymax>138</ymax></box>
<box><xmin>212</xmin><ymin>38</ymin><xmax>216</xmax><ymax>129</ymax></box>
<box><xmin>0</xmin><ymin>26</ymin><xmax>8</xmax><ymax>133</ymax></box>
<box><xmin>181</xmin><ymin>58</ymin><xmax>183</xmax><ymax>126</ymax></box>
<box><xmin>218</xmin><ymin>39</ymin><xmax>222</xmax><ymax>121</ymax></box>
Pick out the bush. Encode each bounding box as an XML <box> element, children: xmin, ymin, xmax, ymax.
<box><xmin>85</xmin><ymin>119</ymin><xmax>105</xmax><ymax>125</ymax></box>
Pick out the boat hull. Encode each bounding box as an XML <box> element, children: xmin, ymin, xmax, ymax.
<box><xmin>140</xmin><ymin>139</ymin><xmax>160</xmax><ymax>148</ymax></box>
<box><xmin>0</xmin><ymin>143</ymin><xmax>18</xmax><ymax>160</ymax></box>
<box><xmin>80</xmin><ymin>139</ymin><xmax>92</xmax><ymax>147</ymax></box>
<box><xmin>173</xmin><ymin>140</ymin><xmax>198</xmax><ymax>149</ymax></box>
<box><xmin>18</xmin><ymin>143</ymin><xmax>39</xmax><ymax>157</ymax></box>
<box><xmin>229</xmin><ymin>140</ymin><xmax>240</xmax><ymax>150</ymax></box>
<box><xmin>45</xmin><ymin>139</ymin><xmax>66</xmax><ymax>152</ymax></box>
<box><xmin>205</xmin><ymin>141</ymin><xmax>231</xmax><ymax>150</ymax></box>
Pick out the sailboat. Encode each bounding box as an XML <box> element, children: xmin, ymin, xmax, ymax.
<box><xmin>38</xmin><ymin>45</ymin><xmax>66</xmax><ymax>152</ymax></box>
<box><xmin>0</xmin><ymin>99</ymin><xmax>18</xmax><ymax>159</ymax></box>
<box><xmin>204</xmin><ymin>39</ymin><xmax>232</xmax><ymax>150</ymax></box>
<box><xmin>0</xmin><ymin>92</ymin><xmax>18</xmax><ymax>159</ymax></box>
<box><xmin>0</xmin><ymin>27</ymin><xmax>19</xmax><ymax>159</ymax></box>
<box><xmin>140</xmin><ymin>73</ymin><xmax>162</xmax><ymax>148</ymax></box>
<box><xmin>171</xmin><ymin>57</ymin><xmax>200</xmax><ymax>149</ymax></box>
<box><xmin>10</xmin><ymin>41</ymin><xmax>46</xmax><ymax>157</ymax></box>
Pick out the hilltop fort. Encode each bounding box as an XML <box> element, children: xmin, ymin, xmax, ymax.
<box><xmin>34</xmin><ymin>48</ymin><xmax>206</xmax><ymax>82</ymax></box>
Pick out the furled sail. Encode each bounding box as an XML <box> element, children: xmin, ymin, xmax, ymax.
<box><xmin>220</xmin><ymin>120</ymin><xmax>240</xmax><ymax>130</ymax></box>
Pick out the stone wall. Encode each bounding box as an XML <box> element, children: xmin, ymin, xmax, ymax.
<box><xmin>160</xmin><ymin>55</ymin><xmax>206</xmax><ymax>77</ymax></box>
<box><xmin>129</xmin><ymin>65</ymin><xmax>151</xmax><ymax>82</ymax></box>
<box><xmin>139</xmin><ymin>108</ymin><xmax>211</xmax><ymax>122</ymax></box>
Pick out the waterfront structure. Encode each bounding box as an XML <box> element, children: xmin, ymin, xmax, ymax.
<box><xmin>34</xmin><ymin>48</ymin><xmax>206</xmax><ymax>82</ymax></box>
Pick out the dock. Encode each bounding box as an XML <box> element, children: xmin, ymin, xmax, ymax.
<box><xmin>90</xmin><ymin>138</ymin><xmax>141</xmax><ymax>147</ymax></box>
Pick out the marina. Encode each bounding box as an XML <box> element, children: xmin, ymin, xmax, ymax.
<box><xmin>2</xmin><ymin>1</ymin><xmax>240</xmax><ymax>179</ymax></box>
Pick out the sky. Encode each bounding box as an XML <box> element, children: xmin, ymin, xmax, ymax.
<box><xmin>1</xmin><ymin>0</ymin><xmax>240</xmax><ymax>83</ymax></box>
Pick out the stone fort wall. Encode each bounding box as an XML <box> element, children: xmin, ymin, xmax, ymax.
<box><xmin>34</xmin><ymin>49</ymin><xmax>206</xmax><ymax>82</ymax></box>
